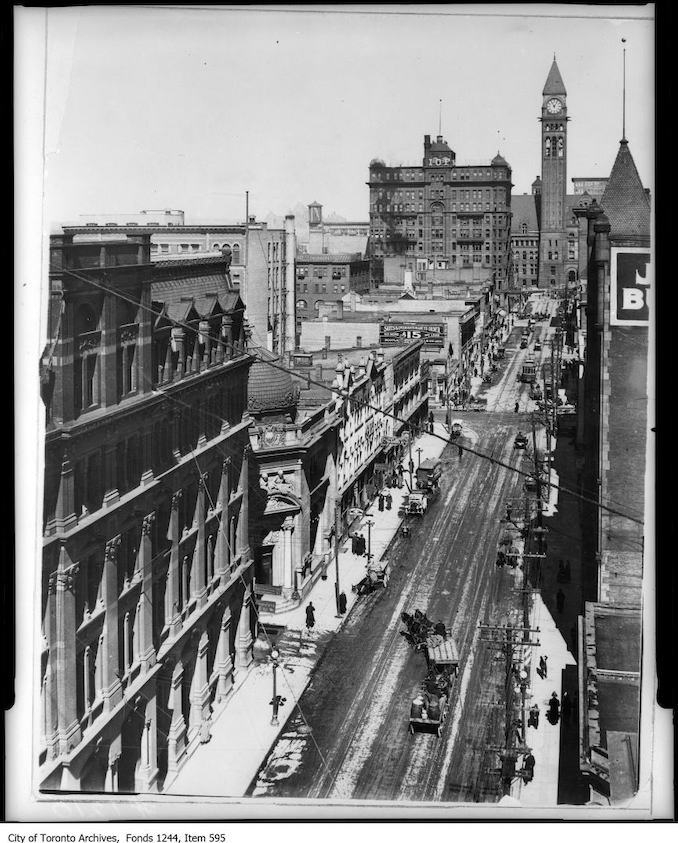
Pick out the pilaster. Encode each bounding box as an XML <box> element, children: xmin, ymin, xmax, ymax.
<box><xmin>138</xmin><ymin>514</ymin><xmax>156</xmax><ymax>672</ymax></box>
<box><xmin>53</xmin><ymin>544</ymin><xmax>81</xmax><ymax>756</ymax></box>
<box><xmin>101</xmin><ymin>536</ymin><xmax>122</xmax><ymax>711</ymax></box>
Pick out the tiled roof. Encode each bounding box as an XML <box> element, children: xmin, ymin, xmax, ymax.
<box><xmin>601</xmin><ymin>140</ymin><xmax>651</xmax><ymax>238</ymax></box>
<box><xmin>510</xmin><ymin>195</ymin><xmax>539</xmax><ymax>233</ymax></box>
<box><xmin>542</xmin><ymin>58</ymin><xmax>567</xmax><ymax>96</ymax></box>
<box><xmin>154</xmin><ymin>255</ymin><xmax>230</xmax><ymax>268</ymax></box>
<box><xmin>247</xmin><ymin>348</ymin><xmax>300</xmax><ymax>417</ymax></box>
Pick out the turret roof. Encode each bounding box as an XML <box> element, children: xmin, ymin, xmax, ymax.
<box><xmin>601</xmin><ymin>140</ymin><xmax>650</xmax><ymax>238</ymax></box>
<box><xmin>543</xmin><ymin>58</ymin><xmax>567</xmax><ymax>96</ymax></box>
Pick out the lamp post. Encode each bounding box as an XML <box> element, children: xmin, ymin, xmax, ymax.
<box><xmin>416</xmin><ymin>447</ymin><xmax>423</xmax><ymax>470</ymax></box>
<box><xmin>365</xmin><ymin>518</ymin><xmax>374</xmax><ymax>563</ymax></box>
<box><xmin>270</xmin><ymin>645</ymin><xmax>281</xmax><ymax>726</ymax></box>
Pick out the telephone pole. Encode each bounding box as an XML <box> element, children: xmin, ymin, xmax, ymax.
<box><xmin>479</xmin><ymin>621</ymin><xmax>540</xmax><ymax>795</ymax></box>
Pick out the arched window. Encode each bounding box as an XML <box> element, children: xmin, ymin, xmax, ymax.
<box><xmin>544</xmin><ymin>137</ymin><xmax>551</xmax><ymax>158</ymax></box>
<box><xmin>557</xmin><ymin>138</ymin><xmax>564</xmax><ymax>157</ymax></box>
<box><xmin>212</xmin><ymin>243</ymin><xmax>221</xmax><ymax>250</ymax></box>
<box><xmin>314</xmin><ymin>300</ymin><xmax>324</xmax><ymax>311</ymax></box>
<box><xmin>521</xmin><ymin>223</ymin><xmax>527</xmax><ymax>235</ymax></box>
<box><xmin>232</xmin><ymin>244</ymin><xmax>241</xmax><ymax>264</ymax></box>
<box><xmin>297</xmin><ymin>299</ymin><xmax>307</xmax><ymax>310</ymax></box>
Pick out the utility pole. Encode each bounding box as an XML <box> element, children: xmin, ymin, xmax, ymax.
<box><xmin>479</xmin><ymin>621</ymin><xmax>540</xmax><ymax>795</ymax></box>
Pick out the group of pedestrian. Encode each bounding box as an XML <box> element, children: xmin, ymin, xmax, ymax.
<box><xmin>377</xmin><ymin>491</ymin><xmax>393</xmax><ymax>512</ymax></box>
<box><xmin>351</xmin><ymin>532</ymin><xmax>367</xmax><ymax>556</ymax></box>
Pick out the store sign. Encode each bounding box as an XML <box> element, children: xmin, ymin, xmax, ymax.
<box><xmin>379</xmin><ymin>321</ymin><xmax>445</xmax><ymax>347</ymax></box>
<box><xmin>611</xmin><ymin>247</ymin><xmax>651</xmax><ymax>326</ymax></box>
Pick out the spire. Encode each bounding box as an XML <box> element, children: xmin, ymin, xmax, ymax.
<box><xmin>438</xmin><ymin>99</ymin><xmax>442</xmax><ymax>136</ymax></box>
<box><xmin>542</xmin><ymin>57</ymin><xmax>566</xmax><ymax>96</ymax></box>
<box><xmin>621</xmin><ymin>38</ymin><xmax>627</xmax><ymax>141</ymax></box>
<box><xmin>601</xmin><ymin>140</ymin><xmax>650</xmax><ymax>237</ymax></box>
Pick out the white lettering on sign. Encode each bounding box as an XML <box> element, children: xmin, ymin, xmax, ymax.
<box><xmin>622</xmin><ymin>288</ymin><xmax>645</xmax><ymax>310</ymax></box>
<box><xmin>611</xmin><ymin>247</ymin><xmax>651</xmax><ymax>326</ymax></box>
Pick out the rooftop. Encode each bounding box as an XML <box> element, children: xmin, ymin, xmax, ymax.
<box><xmin>601</xmin><ymin>140</ymin><xmax>651</xmax><ymax>239</ymax></box>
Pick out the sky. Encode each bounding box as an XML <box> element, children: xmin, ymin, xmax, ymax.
<box><xmin>32</xmin><ymin>4</ymin><xmax>655</xmax><ymax>227</ymax></box>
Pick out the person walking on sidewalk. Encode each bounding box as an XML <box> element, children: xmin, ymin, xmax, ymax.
<box><xmin>522</xmin><ymin>751</ymin><xmax>535</xmax><ymax>783</ymax></box>
<box><xmin>305</xmin><ymin>602</ymin><xmax>316</xmax><ymax>632</ymax></box>
<box><xmin>514</xmin><ymin>401</ymin><xmax>519</xmax><ymax>413</ymax></box>
<box><xmin>528</xmin><ymin>704</ymin><xmax>540</xmax><ymax>729</ymax></box>
<box><xmin>458</xmin><ymin>444</ymin><xmax>463</xmax><ymax>460</ymax></box>
<box><xmin>538</xmin><ymin>654</ymin><xmax>548</xmax><ymax>679</ymax></box>
<box><xmin>547</xmin><ymin>692</ymin><xmax>560</xmax><ymax>725</ymax></box>
<box><xmin>385</xmin><ymin>491</ymin><xmax>393</xmax><ymax>510</ymax></box>
<box><xmin>556</xmin><ymin>588</ymin><xmax>566</xmax><ymax>614</ymax></box>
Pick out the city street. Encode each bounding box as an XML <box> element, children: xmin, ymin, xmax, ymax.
<box><xmin>248</xmin><ymin>309</ymin><xmax>567</xmax><ymax>802</ymax></box>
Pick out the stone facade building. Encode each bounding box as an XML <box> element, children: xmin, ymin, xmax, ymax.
<box><xmin>38</xmin><ymin>234</ymin><xmax>255</xmax><ymax>793</ymax></box>
<box><xmin>246</xmin><ymin>351</ymin><xmax>340</xmax><ymax>614</ymax></box>
<box><xmin>295</xmin><ymin>252</ymin><xmax>370</xmax><ymax>335</ymax></box>
<box><xmin>367</xmin><ymin>135</ymin><xmax>513</xmax><ymax>289</ymax></box>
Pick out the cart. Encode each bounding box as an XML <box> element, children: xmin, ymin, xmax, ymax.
<box><xmin>408</xmin><ymin>636</ymin><xmax>460</xmax><ymax>736</ymax></box>
<box><xmin>450</xmin><ymin>421</ymin><xmax>463</xmax><ymax>438</ymax></box>
<box><xmin>353</xmin><ymin>558</ymin><xmax>390</xmax><ymax>596</ymax></box>
<box><xmin>514</xmin><ymin>433</ymin><xmax>528</xmax><ymax>449</ymax></box>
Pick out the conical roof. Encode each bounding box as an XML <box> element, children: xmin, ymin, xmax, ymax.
<box><xmin>492</xmin><ymin>151</ymin><xmax>509</xmax><ymax>167</ymax></box>
<box><xmin>542</xmin><ymin>58</ymin><xmax>566</xmax><ymax>96</ymax></box>
<box><xmin>247</xmin><ymin>349</ymin><xmax>299</xmax><ymax>419</ymax></box>
<box><xmin>601</xmin><ymin>140</ymin><xmax>650</xmax><ymax>238</ymax></box>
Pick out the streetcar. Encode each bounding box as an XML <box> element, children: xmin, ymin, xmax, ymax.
<box><xmin>519</xmin><ymin>360</ymin><xmax>537</xmax><ymax>384</ymax></box>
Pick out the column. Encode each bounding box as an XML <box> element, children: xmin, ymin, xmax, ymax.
<box><xmin>53</xmin><ymin>544</ymin><xmax>81</xmax><ymax>757</ymax></box>
<box><xmin>166</xmin><ymin>661</ymin><xmax>187</xmax><ymax>773</ymax></box>
<box><xmin>193</xmin><ymin>474</ymin><xmax>207</xmax><ymax>605</ymax></box>
<box><xmin>188</xmin><ymin>630</ymin><xmax>211</xmax><ymax>736</ymax></box>
<box><xmin>214</xmin><ymin>606</ymin><xmax>234</xmax><ymax>702</ymax></box>
<box><xmin>166</xmin><ymin>491</ymin><xmax>182</xmax><ymax>633</ymax></box>
<box><xmin>137</xmin><ymin>691</ymin><xmax>159</xmax><ymax>792</ymax></box>
<box><xmin>237</xmin><ymin>445</ymin><xmax>250</xmax><ymax>560</ymax></box>
<box><xmin>100</xmin><ymin>289</ymin><xmax>118</xmax><ymax>408</ymax></box>
<box><xmin>104</xmin><ymin>738</ymin><xmax>122</xmax><ymax>792</ymax></box>
<box><xmin>101</xmin><ymin>537</ymin><xmax>122</xmax><ymax>711</ymax></box>
<box><xmin>234</xmin><ymin>582</ymin><xmax>253</xmax><ymax>676</ymax></box>
<box><xmin>281</xmin><ymin>517</ymin><xmax>295</xmax><ymax>598</ymax></box>
<box><xmin>137</xmin><ymin>283</ymin><xmax>153</xmax><ymax>396</ymax></box>
<box><xmin>137</xmin><ymin>514</ymin><xmax>156</xmax><ymax>672</ymax></box>
<box><xmin>215</xmin><ymin>459</ymin><xmax>231</xmax><ymax>575</ymax></box>
<box><xmin>54</xmin><ymin>447</ymin><xmax>77</xmax><ymax>531</ymax></box>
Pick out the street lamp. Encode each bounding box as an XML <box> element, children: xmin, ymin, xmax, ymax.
<box><xmin>416</xmin><ymin>447</ymin><xmax>423</xmax><ymax>470</ymax></box>
<box><xmin>365</xmin><ymin>518</ymin><xmax>374</xmax><ymax>563</ymax></box>
<box><xmin>270</xmin><ymin>645</ymin><xmax>282</xmax><ymax>726</ymax></box>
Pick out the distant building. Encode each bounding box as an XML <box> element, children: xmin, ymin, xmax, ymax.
<box><xmin>367</xmin><ymin>135</ymin><xmax>513</xmax><ymax>289</ymax></box>
<box><xmin>39</xmin><ymin>236</ymin><xmax>255</xmax><ymax>793</ymax></box>
<box><xmin>304</xmin><ymin>201</ymin><xmax>370</xmax><ymax>255</ymax></box>
<box><xmin>295</xmin><ymin>252</ymin><xmax>370</xmax><ymax>334</ymax></box>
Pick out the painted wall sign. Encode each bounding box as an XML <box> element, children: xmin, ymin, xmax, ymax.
<box><xmin>610</xmin><ymin>247</ymin><xmax>651</xmax><ymax>326</ymax></box>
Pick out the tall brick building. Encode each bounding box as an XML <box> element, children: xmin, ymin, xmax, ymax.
<box><xmin>367</xmin><ymin>135</ymin><xmax>513</xmax><ymax>291</ymax></box>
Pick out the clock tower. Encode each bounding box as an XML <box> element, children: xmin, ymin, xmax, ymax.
<box><xmin>539</xmin><ymin>57</ymin><xmax>568</xmax><ymax>289</ymax></box>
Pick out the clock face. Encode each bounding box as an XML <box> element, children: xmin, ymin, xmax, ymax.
<box><xmin>546</xmin><ymin>98</ymin><xmax>563</xmax><ymax>114</ymax></box>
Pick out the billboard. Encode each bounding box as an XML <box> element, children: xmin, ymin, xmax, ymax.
<box><xmin>610</xmin><ymin>247</ymin><xmax>651</xmax><ymax>326</ymax></box>
<box><xmin>379</xmin><ymin>321</ymin><xmax>445</xmax><ymax>347</ymax></box>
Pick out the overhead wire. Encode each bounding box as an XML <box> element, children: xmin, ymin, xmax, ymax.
<box><xmin>59</xmin><ymin>265</ymin><xmax>646</xmax><ymax>528</ymax></box>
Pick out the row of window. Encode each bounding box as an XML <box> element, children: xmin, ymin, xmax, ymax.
<box><xmin>298</xmin><ymin>283</ymin><xmax>347</xmax><ymax>294</ymax></box>
<box><xmin>372</xmin><ymin>168</ymin><xmax>505</xmax><ymax>181</ymax></box>
<box><xmin>149</xmin><ymin>242</ymin><xmax>242</xmax><ymax>261</ymax></box>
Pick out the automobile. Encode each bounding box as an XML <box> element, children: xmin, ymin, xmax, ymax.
<box><xmin>520</xmin><ymin>337</ymin><xmax>528</xmax><ymax>349</ymax></box>
<box><xmin>534</xmin><ymin>341</ymin><xmax>542</xmax><ymax>351</ymax></box>
<box><xmin>514</xmin><ymin>433</ymin><xmax>528</xmax><ymax>449</ymax></box>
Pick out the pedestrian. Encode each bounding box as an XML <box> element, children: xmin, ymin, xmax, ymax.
<box><xmin>505</xmin><ymin>502</ymin><xmax>513</xmax><ymax>521</ymax></box>
<box><xmin>556</xmin><ymin>588</ymin><xmax>566</xmax><ymax>614</ymax></box>
<box><xmin>305</xmin><ymin>601</ymin><xmax>316</xmax><ymax>631</ymax></box>
<box><xmin>338</xmin><ymin>591</ymin><xmax>347</xmax><ymax>615</ymax></box>
<box><xmin>378</xmin><ymin>493</ymin><xmax>385</xmax><ymax>512</ymax></box>
<box><xmin>385</xmin><ymin>492</ymin><xmax>393</xmax><ymax>510</ymax></box>
<box><xmin>528</xmin><ymin>704</ymin><xmax>540</xmax><ymax>729</ymax></box>
<box><xmin>458</xmin><ymin>444</ymin><xmax>463</xmax><ymax>460</ymax></box>
<box><xmin>548</xmin><ymin>692</ymin><xmax>560</xmax><ymax>724</ymax></box>
<box><xmin>562</xmin><ymin>691</ymin><xmax>572</xmax><ymax>724</ymax></box>
<box><xmin>522</xmin><ymin>751</ymin><xmax>535</xmax><ymax>783</ymax></box>
<box><xmin>539</xmin><ymin>654</ymin><xmax>548</xmax><ymax>679</ymax></box>
<box><xmin>351</xmin><ymin>533</ymin><xmax>358</xmax><ymax>554</ymax></box>
<box><xmin>357</xmin><ymin>534</ymin><xmax>366</xmax><ymax>556</ymax></box>
<box><xmin>514</xmin><ymin>401</ymin><xmax>519</xmax><ymax>413</ymax></box>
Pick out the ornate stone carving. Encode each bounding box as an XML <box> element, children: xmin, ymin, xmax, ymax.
<box><xmin>222</xmin><ymin>457</ymin><xmax>232</xmax><ymax>473</ymax></box>
<box><xmin>171</xmin><ymin>490</ymin><xmax>183</xmax><ymax>510</ymax></box>
<box><xmin>142</xmin><ymin>513</ymin><xmax>156</xmax><ymax>536</ymax></box>
<box><xmin>260</xmin><ymin>423</ymin><xmax>287</xmax><ymax>448</ymax></box>
<box><xmin>259</xmin><ymin>469</ymin><xmax>295</xmax><ymax>498</ymax></box>
<box><xmin>105</xmin><ymin>536</ymin><xmax>121</xmax><ymax>563</ymax></box>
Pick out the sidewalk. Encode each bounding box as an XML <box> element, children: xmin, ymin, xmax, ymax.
<box><xmin>164</xmin><ymin>423</ymin><xmax>449</xmax><ymax>797</ymax></box>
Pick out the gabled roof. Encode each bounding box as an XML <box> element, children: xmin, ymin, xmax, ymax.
<box><xmin>601</xmin><ymin>140</ymin><xmax>651</xmax><ymax>238</ymax></box>
<box><xmin>543</xmin><ymin>58</ymin><xmax>566</xmax><ymax>96</ymax></box>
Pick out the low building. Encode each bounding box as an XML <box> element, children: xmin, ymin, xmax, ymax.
<box><xmin>39</xmin><ymin>235</ymin><xmax>255</xmax><ymax>793</ymax></box>
<box><xmin>304</xmin><ymin>201</ymin><xmax>370</xmax><ymax>255</ymax></box>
